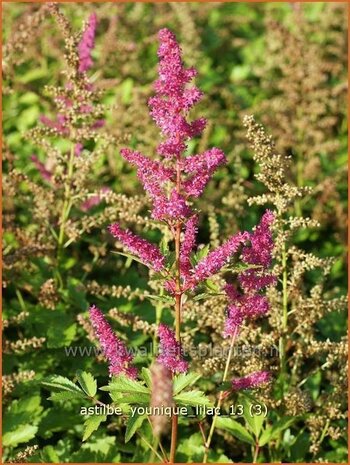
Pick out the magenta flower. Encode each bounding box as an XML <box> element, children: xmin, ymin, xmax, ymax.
<box><xmin>148</xmin><ymin>28</ymin><xmax>206</xmax><ymax>159</ymax></box>
<box><xmin>157</xmin><ymin>324</ymin><xmax>188</xmax><ymax>373</ymax></box>
<box><xmin>242</xmin><ymin>210</ymin><xmax>275</xmax><ymax>267</ymax></box>
<box><xmin>152</xmin><ymin>190</ymin><xmax>192</xmax><ymax>221</ymax></box>
<box><xmin>78</xmin><ymin>13</ymin><xmax>97</xmax><ymax>73</ymax></box>
<box><xmin>190</xmin><ymin>231</ymin><xmax>250</xmax><ymax>285</ymax></box>
<box><xmin>222</xmin><ymin>210</ymin><xmax>275</xmax><ymax>337</ymax></box>
<box><xmin>108</xmin><ymin>223</ymin><xmax>165</xmax><ymax>272</ymax></box>
<box><xmin>231</xmin><ymin>371</ymin><xmax>271</xmax><ymax>391</ymax></box>
<box><xmin>182</xmin><ymin>148</ymin><xmax>226</xmax><ymax>197</ymax></box>
<box><xmin>89</xmin><ymin>305</ymin><xmax>137</xmax><ymax>378</ymax></box>
<box><xmin>223</xmin><ymin>305</ymin><xmax>243</xmax><ymax>338</ymax></box>
<box><xmin>239</xmin><ymin>270</ymin><xmax>277</xmax><ymax>292</ymax></box>
<box><xmin>180</xmin><ymin>215</ymin><xmax>199</xmax><ymax>279</ymax></box>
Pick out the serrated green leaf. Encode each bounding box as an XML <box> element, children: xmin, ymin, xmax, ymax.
<box><xmin>82</xmin><ymin>415</ymin><xmax>106</xmax><ymax>441</ymax></box>
<box><xmin>141</xmin><ymin>368</ymin><xmax>152</xmax><ymax>389</ymax></box>
<box><xmin>174</xmin><ymin>390</ymin><xmax>212</xmax><ymax>407</ymax></box>
<box><xmin>125</xmin><ymin>413</ymin><xmax>147</xmax><ymax>443</ymax></box>
<box><xmin>42</xmin><ymin>375</ymin><xmax>85</xmax><ymax>397</ymax></box>
<box><xmin>205</xmin><ymin>279</ymin><xmax>220</xmax><ymax>292</ymax></box>
<box><xmin>76</xmin><ymin>370</ymin><xmax>97</xmax><ymax>397</ymax></box>
<box><xmin>258</xmin><ymin>416</ymin><xmax>296</xmax><ymax>446</ymax></box>
<box><xmin>117</xmin><ymin>392</ymin><xmax>150</xmax><ymax>404</ymax></box>
<box><xmin>216</xmin><ymin>417</ymin><xmax>255</xmax><ymax>445</ymax></box>
<box><xmin>193</xmin><ymin>244</ymin><xmax>210</xmax><ymax>265</ymax></box>
<box><xmin>173</xmin><ymin>373</ymin><xmax>201</xmax><ymax>395</ymax></box>
<box><xmin>144</xmin><ymin>294</ymin><xmax>173</xmax><ymax>304</ymax></box>
<box><xmin>193</xmin><ymin>292</ymin><xmax>223</xmax><ymax>301</ymax></box>
<box><xmin>3</xmin><ymin>424</ymin><xmax>38</xmax><ymax>447</ymax></box>
<box><xmin>111</xmin><ymin>251</ymin><xmax>146</xmax><ymax>266</ymax></box>
<box><xmin>241</xmin><ymin>397</ymin><xmax>265</xmax><ymax>438</ymax></box>
<box><xmin>48</xmin><ymin>391</ymin><xmax>84</xmax><ymax>402</ymax></box>
<box><xmin>100</xmin><ymin>375</ymin><xmax>149</xmax><ymax>394</ymax></box>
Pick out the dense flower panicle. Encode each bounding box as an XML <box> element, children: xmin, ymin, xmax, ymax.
<box><xmin>108</xmin><ymin>223</ymin><xmax>165</xmax><ymax>272</ymax></box>
<box><xmin>223</xmin><ymin>287</ymin><xmax>270</xmax><ymax>337</ymax></box>
<box><xmin>120</xmin><ymin>148</ymin><xmax>175</xmax><ymax>195</ymax></box>
<box><xmin>222</xmin><ymin>209</ymin><xmax>275</xmax><ymax>337</ymax></box>
<box><xmin>89</xmin><ymin>305</ymin><xmax>137</xmax><ymax>378</ymax></box>
<box><xmin>78</xmin><ymin>13</ymin><xmax>97</xmax><ymax>73</ymax></box>
<box><xmin>242</xmin><ymin>210</ymin><xmax>275</xmax><ymax>267</ymax></box>
<box><xmin>157</xmin><ymin>324</ymin><xmax>188</xmax><ymax>373</ymax></box>
<box><xmin>180</xmin><ymin>215</ymin><xmax>199</xmax><ymax>278</ymax></box>
<box><xmin>231</xmin><ymin>371</ymin><xmax>271</xmax><ymax>391</ymax></box>
<box><xmin>239</xmin><ymin>270</ymin><xmax>277</xmax><ymax>292</ymax></box>
<box><xmin>191</xmin><ymin>231</ymin><xmax>250</xmax><ymax>284</ymax></box>
<box><xmin>152</xmin><ymin>190</ymin><xmax>192</xmax><ymax>221</ymax></box>
<box><xmin>148</xmin><ymin>28</ymin><xmax>206</xmax><ymax>158</ymax></box>
<box><xmin>223</xmin><ymin>306</ymin><xmax>243</xmax><ymax>337</ymax></box>
<box><xmin>182</xmin><ymin>148</ymin><xmax>226</xmax><ymax>197</ymax></box>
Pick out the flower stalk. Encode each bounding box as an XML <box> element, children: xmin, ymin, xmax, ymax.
<box><xmin>203</xmin><ymin>329</ymin><xmax>238</xmax><ymax>463</ymax></box>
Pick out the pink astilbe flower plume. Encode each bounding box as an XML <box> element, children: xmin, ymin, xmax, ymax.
<box><xmin>89</xmin><ymin>305</ymin><xmax>137</xmax><ymax>378</ymax></box>
<box><xmin>180</xmin><ymin>215</ymin><xmax>199</xmax><ymax>279</ymax></box>
<box><xmin>182</xmin><ymin>148</ymin><xmax>226</xmax><ymax>198</ymax></box>
<box><xmin>242</xmin><ymin>209</ymin><xmax>275</xmax><ymax>267</ymax></box>
<box><xmin>157</xmin><ymin>324</ymin><xmax>188</xmax><ymax>373</ymax></box>
<box><xmin>108</xmin><ymin>223</ymin><xmax>165</xmax><ymax>272</ymax></box>
<box><xmin>190</xmin><ymin>231</ymin><xmax>250</xmax><ymax>286</ymax></box>
<box><xmin>223</xmin><ymin>210</ymin><xmax>275</xmax><ymax>337</ymax></box>
<box><xmin>231</xmin><ymin>371</ymin><xmax>271</xmax><ymax>391</ymax></box>
<box><xmin>149</xmin><ymin>28</ymin><xmax>206</xmax><ymax>159</ymax></box>
<box><xmin>78</xmin><ymin>13</ymin><xmax>97</xmax><ymax>73</ymax></box>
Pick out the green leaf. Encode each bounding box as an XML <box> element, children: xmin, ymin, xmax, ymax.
<box><xmin>112</xmin><ymin>251</ymin><xmax>146</xmax><ymax>266</ymax></box>
<box><xmin>82</xmin><ymin>415</ymin><xmax>106</xmax><ymax>441</ymax></box>
<box><xmin>241</xmin><ymin>397</ymin><xmax>265</xmax><ymax>438</ymax></box>
<box><xmin>3</xmin><ymin>424</ymin><xmax>38</xmax><ymax>447</ymax></box>
<box><xmin>193</xmin><ymin>292</ymin><xmax>223</xmax><ymax>301</ymax></box>
<box><xmin>48</xmin><ymin>391</ymin><xmax>84</xmax><ymax>402</ymax></box>
<box><xmin>116</xmin><ymin>392</ymin><xmax>150</xmax><ymax>404</ymax></box>
<box><xmin>144</xmin><ymin>294</ymin><xmax>173</xmax><ymax>304</ymax></box>
<box><xmin>125</xmin><ymin>413</ymin><xmax>147</xmax><ymax>443</ymax></box>
<box><xmin>216</xmin><ymin>417</ymin><xmax>255</xmax><ymax>445</ymax></box>
<box><xmin>258</xmin><ymin>417</ymin><xmax>296</xmax><ymax>446</ymax></box>
<box><xmin>42</xmin><ymin>375</ymin><xmax>85</xmax><ymax>397</ymax></box>
<box><xmin>173</xmin><ymin>372</ymin><xmax>201</xmax><ymax>395</ymax></box>
<box><xmin>205</xmin><ymin>279</ymin><xmax>220</xmax><ymax>292</ymax></box>
<box><xmin>100</xmin><ymin>375</ymin><xmax>149</xmax><ymax>394</ymax></box>
<box><xmin>141</xmin><ymin>368</ymin><xmax>152</xmax><ymax>389</ymax></box>
<box><xmin>76</xmin><ymin>370</ymin><xmax>97</xmax><ymax>397</ymax></box>
<box><xmin>174</xmin><ymin>390</ymin><xmax>212</xmax><ymax>407</ymax></box>
<box><xmin>193</xmin><ymin>244</ymin><xmax>210</xmax><ymax>264</ymax></box>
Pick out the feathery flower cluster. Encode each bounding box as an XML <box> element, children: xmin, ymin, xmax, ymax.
<box><xmin>148</xmin><ymin>28</ymin><xmax>206</xmax><ymax>159</ymax></box>
<box><xmin>180</xmin><ymin>215</ymin><xmax>198</xmax><ymax>278</ymax></box>
<box><xmin>223</xmin><ymin>210</ymin><xmax>276</xmax><ymax>337</ymax></box>
<box><xmin>157</xmin><ymin>324</ymin><xmax>188</xmax><ymax>373</ymax></box>
<box><xmin>231</xmin><ymin>370</ymin><xmax>271</xmax><ymax>391</ymax></box>
<box><xmin>112</xmin><ymin>28</ymin><xmax>227</xmax><ymax>277</ymax></box>
<box><xmin>78</xmin><ymin>13</ymin><xmax>97</xmax><ymax>73</ymax></box>
<box><xmin>191</xmin><ymin>231</ymin><xmax>250</xmax><ymax>286</ymax></box>
<box><xmin>108</xmin><ymin>223</ymin><xmax>165</xmax><ymax>272</ymax></box>
<box><xmin>89</xmin><ymin>305</ymin><xmax>137</xmax><ymax>378</ymax></box>
<box><xmin>33</xmin><ymin>11</ymin><xmax>103</xmax><ymax>177</ymax></box>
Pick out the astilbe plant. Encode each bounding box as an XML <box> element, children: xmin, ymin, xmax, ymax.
<box><xmin>243</xmin><ymin>115</ymin><xmax>347</xmax><ymax>460</ymax></box>
<box><xmin>80</xmin><ymin>29</ymin><xmax>276</xmax><ymax>462</ymax></box>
